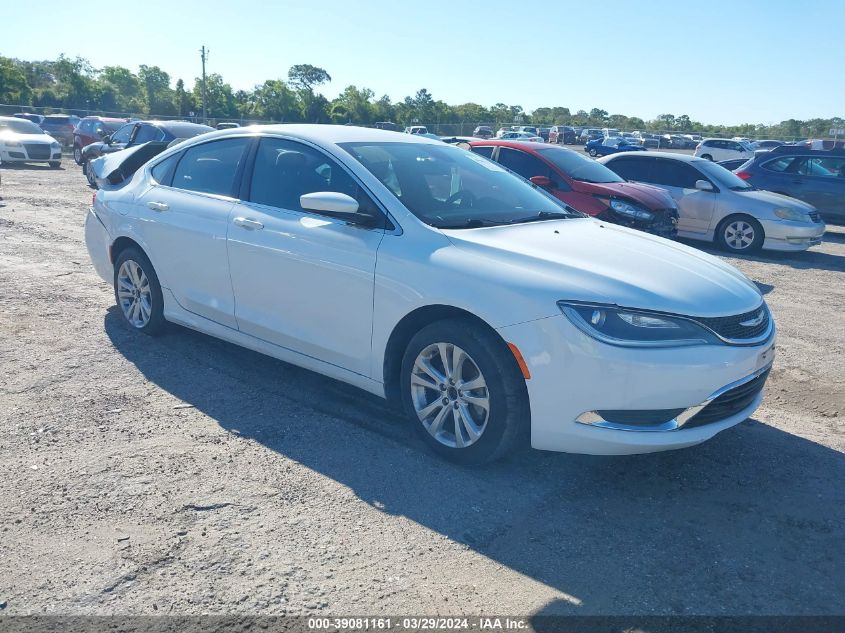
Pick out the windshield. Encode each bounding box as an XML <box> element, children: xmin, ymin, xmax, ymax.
<box><xmin>537</xmin><ymin>147</ymin><xmax>624</xmax><ymax>183</ymax></box>
<box><xmin>0</xmin><ymin>119</ymin><xmax>43</xmax><ymax>134</ymax></box>
<box><xmin>695</xmin><ymin>159</ymin><xmax>753</xmax><ymax>190</ymax></box>
<box><xmin>341</xmin><ymin>141</ymin><xmax>582</xmax><ymax>228</ymax></box>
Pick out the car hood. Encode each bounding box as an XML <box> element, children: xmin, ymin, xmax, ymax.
<box><xmin>0</xmin><ymin>131</ymin><xmax>55</xmax><ymax>144</ymax></box>
<box><xmin>442</xmin><ymin>219</ymin><xmax>762</xmax><ymax>318</ymax></box>
<box><xmin>734</xmin><ymin>188</ymin><xmax>817</xmax><ymax>210</ymax></box>
<box><xmin>575</xmin><ymin>181</ymin><xmax>677</xmax><ymax>210</ymax></box>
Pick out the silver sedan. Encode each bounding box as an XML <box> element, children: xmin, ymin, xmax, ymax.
<box><xmin>598</xmin><ymin>152</ymin><xmax>826</xmax><ymax>253</ymax></box>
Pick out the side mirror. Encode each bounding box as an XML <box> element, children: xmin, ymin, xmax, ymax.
<box><xmin>695</xmin><ymin>179</ymin><xmax>714</xmax><ymax>191</ymax></box>
<box><xmin>530</xmin><ymin>175</ymin><xmax>552</xmax><ymax>188</ymax></box>
<box><xmin>300</xmin><ymin>192</ymin><xmax>378</xmax><ymax>226</ymax></box>
<box><xmin>102</xmin><ymin>134</ymin><xmax>112</xmax><ymax>144</ymax></box>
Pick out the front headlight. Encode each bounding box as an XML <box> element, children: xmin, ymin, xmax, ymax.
<box><xmin>608</xmin><ymin>199</ymin><xmax>654</xmax><ymax>220</ymax></box>
<box><xmin>774</xmin><ymin>207</ymin><xmax>809</xmax><ymax>222</ymax></box>
<box><xmin>558</xmin><ymin>301</ymin><xmax>720</xmax><ymax>347</ymax></box>
<box><xmin>51</xmin><ymin>142</ymin><xmax>61</xmax><ymax>150</ymax></box>
<box><xmin>3</xmin><ymin>140</ymin><xmax>23</xmax><ymax>148</ymax></box>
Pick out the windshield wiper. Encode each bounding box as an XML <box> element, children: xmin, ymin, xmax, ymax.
<box><xmin>433</xmin><ymin>218</ymin><xmax>505</xmax><ymax>229</ymax></box>
<box><xmin>508</xmin><ymin>211</ymin><xmax>578</xmax><ymax>224</ymax></box>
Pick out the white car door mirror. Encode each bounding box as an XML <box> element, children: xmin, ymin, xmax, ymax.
<box><xmin>695</xmin><ymin>179</ymin><xmax>714</xmax><ymax>192</ymax></box>
<box><xmin>300</xmin><ymin>191</ymin><xmax>359</xmax><ymax>215</ymax></box>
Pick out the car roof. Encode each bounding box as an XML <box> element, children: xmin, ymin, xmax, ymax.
<box><xmin>766</xmin><ymin>144</ymin><xmax>845</xmax><ymax>157</ymax></box>
<box><xmin>190</xmin><ymin>124</ymin><xmax>449</xmax><ymax>146</ymax></box>
<box><xmin>604</xmin><ymin>151</ymin><xmax>707</xmax><ymax>164</ymax></box>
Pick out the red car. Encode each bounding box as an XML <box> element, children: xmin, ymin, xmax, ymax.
<box><xmin>468</xmin><ymin>140</ymin><xmax>679</xmax><ymax>238</ymax></box>
<box><xmin>72</xmin><ymin>116</ymin><xmax>128</xmax><ymax>165</ymax></box>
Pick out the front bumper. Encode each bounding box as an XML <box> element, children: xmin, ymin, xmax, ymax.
<box><xmin>0</xmin><ymin>147</ymin><xmax>62</xmax><ymax>163</ymax></box>
<box><xmin>760</xmin><ymin>218</ymin><xmax>826</xmax><ymax>251</ymax></box>
<box><xmin>497</xmin><ymin>314</ymin><xmax>775</xmax><ymax>455</ymax></box>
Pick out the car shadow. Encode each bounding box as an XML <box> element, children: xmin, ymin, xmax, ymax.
<box><xmin>103</xmin><ymin>308</ymin><xmax>845</xmax><ymax>615</ymax></box>
<box><xmin>679</xmin><ymin>237</ymin><xmax>845</xmax><ymax>274</ymax></box>
<box><xmin>0</xmin><ymin>163</ymin><xmax>64</xmax><ymax>171</ymax></box>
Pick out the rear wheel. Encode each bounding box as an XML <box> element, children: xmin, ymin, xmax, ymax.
<box><xmin>716</xmin><ymin>215</ymin><xmax>764</xmax><ymax>253</ymax></box>
<box><xmin>400</xmin><ymin>319</ymin><xmax>529</xmax><ymax>464</ymax></box>
<box><xmin>73</xmin><ymin>145</ymin><xmax>82</xmax><ymax>165</ymax></box>
<box><xmin>588</xmin><ymin>148</ymin><xmax>598</xmax><ymax>157</ymax></box>
<box><xmin>701</xmin><ymin>154</ymin><xmax>713</xmax><ymax>161</ymax></box>
<box><xmin>113</xmin><ymin>247</ymin><xmax>165</xmax><ymax>335</ymax></box>
<box><xmin>84</xmin><ymin>161</ymin><xmax>98</xmax><ymax>188</ymax></box>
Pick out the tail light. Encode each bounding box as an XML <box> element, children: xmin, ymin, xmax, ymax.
<box><xmin>735</xmin><ymin>171</ymin><xmax>752</xmax><ymax>180</ymax></box>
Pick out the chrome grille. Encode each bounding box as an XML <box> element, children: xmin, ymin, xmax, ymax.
<box><xmin>694</xmin><ymin>306</ymin><xmax>770</xmax><ymax>341</ymax></box>
<box><xmin>24</xmin><ymin>143</ymin><xmax>50</xmax><ymax>159</ymax></box>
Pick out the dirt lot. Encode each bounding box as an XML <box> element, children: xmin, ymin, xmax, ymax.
<box><xmin>0</xmin><ymin>162</ymin><xmax>843</xmax><ymax>617</ymax></box>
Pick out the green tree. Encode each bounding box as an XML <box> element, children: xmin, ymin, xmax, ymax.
<box><xmin>0</xmin><ymin>57</ymin><xmax>32</xmax><ymax>104</ymax></box>
<box><xmin>287</xmin><ymin>64</ymin><xmax>331</xmax><ymax>92</ymax></box>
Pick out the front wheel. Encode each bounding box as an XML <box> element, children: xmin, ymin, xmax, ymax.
<box><xmin>588</xmin><ymin>148</ymin><xmax>598</xmax><ymax>157</ymax></box>
<box><xmin>716</xmin><ymin>215</ymin><xmax>764</xmax><ymax>253</ymax></box>
<box><xmin>701</xmin><ymin>154</ymin><xmax>713</xmax><ymax>161</ymax></box>
<box><xmin>73</xmin><ymin>146</ymin><xmax>82</xmax><ymax>165</ymax></box>
<box><xmin>113</xmin><ymin>247</ymin><xmax>166</xmax><ymax>335</ymax></box>
<box><xmin>400</xmin><ymin>319</ymin><xmax>529</xmax><ymax>464</ymax></box>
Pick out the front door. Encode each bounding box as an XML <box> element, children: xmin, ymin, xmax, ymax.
<box><xmin>226</xmin><ymin>137</ymin><xmax>385</xmax><ymax>375</ymax></box>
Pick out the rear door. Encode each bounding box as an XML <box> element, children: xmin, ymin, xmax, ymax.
<box><xmin>136</xmin><ymin>137</ymin><xmax>252</xmax><ymax>329</ymax></box>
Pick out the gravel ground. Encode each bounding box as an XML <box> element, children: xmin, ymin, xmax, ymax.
<box><xmin>0</xmin><ymin>163</ymin><xmax>843</xmax><ymax>617</ymax></box>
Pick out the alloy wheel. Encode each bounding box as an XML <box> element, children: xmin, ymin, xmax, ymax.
<box><xmin>117</xmin><ymin>260</ymin><xmax>152</xmax><ymax>328</ymax></box>
<box><xmin>410</xmin><ymin>342</ymin><xmax>490</xmax><ymax>449</ymax></box>
<box><xmin>73</xmin><ymin>147</ymin><xmax>82</xmax><ymax>164</ymax></box>
<box><xmin>724</xmin><ymin>220</ymin><xmax>756</xmax><ymax>251</ymax></box>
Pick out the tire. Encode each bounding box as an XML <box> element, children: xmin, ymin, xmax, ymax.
<box><xmin>716</xmin><ymin>215</ymin><xmax>764</xmax><ymax>253</ymax></box>
<box><xmin>84</xmin><ymin>161</ymin><xmax>98</xmax><ymax>188</ymax></box>
<box><xmin>400</xmin><ymin>318</ymin><xmax>529</xmax><ymax>464</ymax></box>
<box><xmin>49</xmin><ymin>161</ymin><xmax>61</xmax><ymax>169</ymax></box>
<box><xmin>73</xmin><ymin>145</ymin><xmax>82</xmax><ymax>165</ymax></box>
<box><xmin>588</xmin><ymin>148</ymin><xmax>598</xmax><ymax>157</ymax></box>
<box><xmin>701</xmin><ymin>154</ymin><xmax>713</xmax><ymax>161</ymax></box>
<box><xmin>113</xmin><ymin>247</ymin><xmax>166</xmax><ymax>335</ymax></box>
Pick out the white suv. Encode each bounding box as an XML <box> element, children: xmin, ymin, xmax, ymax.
<box><xmin>695</xmin><ymin>138</ymin><xmax>754</xmax><ymax>162</ymax></box>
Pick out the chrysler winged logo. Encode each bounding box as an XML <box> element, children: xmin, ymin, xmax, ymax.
<box><xmin>740</xmin><ymin>309</ymin><xmax>766</xmax><ymax>328</ymax></box>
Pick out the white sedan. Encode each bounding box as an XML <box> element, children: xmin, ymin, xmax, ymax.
<box><xmin>85</xmin><ymin>125</ymin><xmax>775</xmax><ymax>463</ymax></box>
<box><xmin>0</xmin><ymin>116</ymin><xmax>63</xmax><ymax>167</ymax></box>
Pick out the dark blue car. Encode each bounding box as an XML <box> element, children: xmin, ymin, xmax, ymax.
<box><xmin>735</xmin><ymin>146</ymin><xmax>845</xmax><ymax>223</ymax></box>
<box><xmin>584</xmin><ymin>136</ymin><xmax>648</xmax><ymax>157</ymax></box>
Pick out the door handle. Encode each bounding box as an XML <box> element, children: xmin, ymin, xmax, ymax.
<box><xmin>233</xmin><ymin>217</ymin><xmax>264</xmax><ymax>231</ymax></box>
<box><xmin>146</xmin><ymin>201</ymin><xmax>169</xmax><ymax>212</ymax></box>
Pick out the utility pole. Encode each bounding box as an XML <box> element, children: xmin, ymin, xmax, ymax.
<box><xmin>200</xmin><ymin>45</ymin><xmax>209</xmax><ymax>124</ymax></box>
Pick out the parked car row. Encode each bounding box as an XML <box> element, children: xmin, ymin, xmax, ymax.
<box><xmin>464</xmin><ymin>139</ymin><xmax>827</xmax><ymax>253</ymax></box>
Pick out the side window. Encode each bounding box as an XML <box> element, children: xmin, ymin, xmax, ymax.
<box><xmin>470</xmin><ymin>146</ymin><xmax>494</xmax><ymax>158</ymax></box>
<box><xmin>248</xmin><ymin>138</ymin><xmax>362</xmax><ymax>213</ymax></box>
<box><xmin>796</xmin><ymin>157</ymin><xmax>845</xmax><ymax>178</ymax></box>
<box><xmin>762</xmin><ymin>157</ymin><xmax>796</xmax><ymax>173</ymax></box>
<box><xmin>150</xmin><ymin>152</ymin><xmax>181</xmax><ymax>185</ymax></box>
<box><xmin>110</xmin><ymin>124</ymin><xmax>134</xmax><ymax>144</ymax></box>
<box><xmin>172</xmin><ymin>138</ymin><xmax>250</xmax><ymax>196</ymax></box>
<box><xmin>79</xmin><ymin>120</ymin><xmax>92</xmax><ymax>134</ymax></box>
<box><xmin>497</xmin><ymin>148</ymin><xmax>551</xmax><ymax>181</ymax></box>
<box><xmin>650</xmin><ymin>160</ymin><xmax>700</xmax><ymax>188</ymax></box>
<box><xmin>133</xmin><ymin>125</ymin><xmax>163</xmax><ymax>144</ymax></box>
<box><xmin>607</xmin><ymin>158</ymin><xmax>652</xmax><ymax>182</ymax></box>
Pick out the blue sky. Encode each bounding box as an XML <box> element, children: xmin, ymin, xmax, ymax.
<box><xmin>4</xmin><ymin>0</ymin><xmax>843</xmax><ymax>124</ymax></box>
